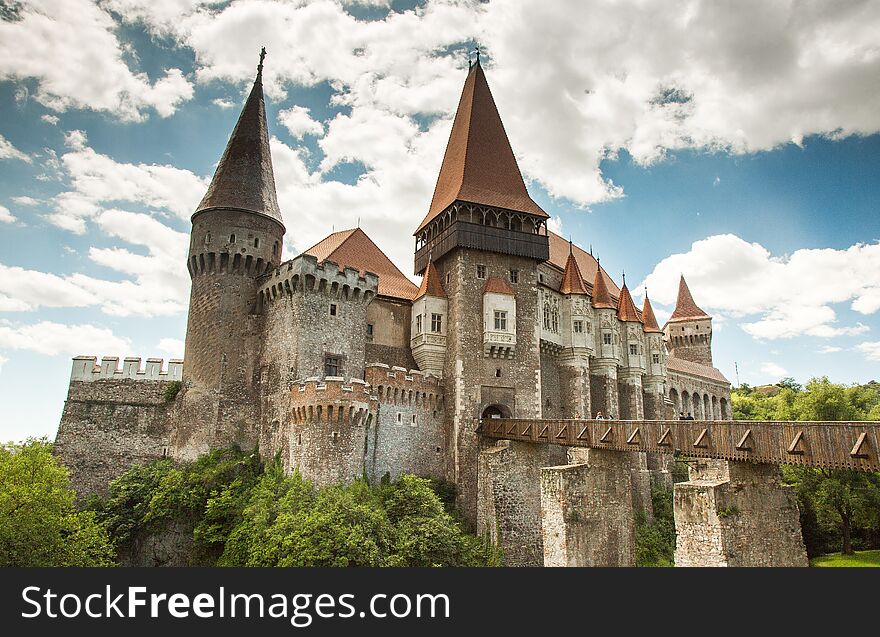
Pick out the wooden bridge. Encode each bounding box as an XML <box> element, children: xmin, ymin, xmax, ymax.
<box><xmin>476</xmin><ymin>418</ymin><xmax>880</xmax><ymax>472</ymax></box>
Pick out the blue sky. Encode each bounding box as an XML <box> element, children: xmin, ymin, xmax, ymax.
<box><xmin>1</xmin><ymin>0</ymin><xmax>879</xmax><ymax>442</ymax></box>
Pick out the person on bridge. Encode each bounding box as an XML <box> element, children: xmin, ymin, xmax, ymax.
<box><xmin>686</xmin><ymin>413</ymin><xmax>695</xmax><ymax>420</ymax></box>
<box><xmin>595</xmin><ymin>411</ymin><xmax>605</xmax><ymax>420</ymax></box>
<box><xmin>679</xmin><ymin>412</ymin><xmax>686</xmax><ymax>420</ymax></box>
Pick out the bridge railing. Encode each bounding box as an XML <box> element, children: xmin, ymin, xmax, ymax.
<box><xmin>476</xmin><ymin>418</ymin><xmax>879</xmax><ymax>472</ymax></box>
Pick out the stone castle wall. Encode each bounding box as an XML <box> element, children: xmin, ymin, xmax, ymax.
<box><xmin>54</xmin><ymin>357</ymin><xmax>180</xmax><ymax>498</ymax></box>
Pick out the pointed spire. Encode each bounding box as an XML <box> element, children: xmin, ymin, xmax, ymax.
<box><xmin>560</xmin><ymin>250</ymin><xmax>587</xmax><ymax>295</ymax></box>
<box><xmin>591</xmin><ymin>258</ymin><xmax>615</xmax><ymax>309</ymax></box>
<box><xmin>415</xmin><ymin>59</ymin><xmax>547</xmax><ymax>234</ymax></box>
<box><xmin>641</xmin><ymin>291</ymin><xmax>662</xmax><ymax>332</ymax></box>
<box><xmin>669</xmin><ymin>275</ymin><xmax>710</xmax><ymax>321</ymax></box>
<box><xmin>617</xmin><ymin>280</ymin><xmax>642</xmax><ymax>323</ymax></box>
<box><xmin>195</xmin><ymin>48</ymin><xmax>283</xmax><ymax>225</ymax></box>
<box><xmin>415</xmin><ymin>258</ymin><xmax>446</xmax><ymax>300</ymax></box>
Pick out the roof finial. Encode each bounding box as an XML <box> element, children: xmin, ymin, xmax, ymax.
<box><xmin>568</xmin><ymin>237</ymin><xmax>573</xmax><ymax>255</ymax></box>
<box><xmin>474</xmin><ymin>45</ymin><xmax>481</xmax><ymax>66</ymax></box>
<box><xmin>258</xmin><ymin>46</ymin><xmax>267</xmax><ymax>77</ymax></box>
<box><xmin>589</xmin><ymin>244</ymin><xmax>593</xmax><ymax>256</ymax></box>
<box><xmin>357</xmin><ymin>216</ymin><xmax>360</xmax><ymax>228</ymax></box>
<box><xmin>622</xmin><ymin>271</ymin><xmax>626</xmax><ymax>287</ymax></box>
<box><xmin>644</xmin><ymin>286</ymin><xmax>648</xmax><ymax>299</ymax></box>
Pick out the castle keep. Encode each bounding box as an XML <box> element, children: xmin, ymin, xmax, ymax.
<box><xmin>56</xmin><ymin>53</ymin><xmax>791</xmax><ymax>566</ymax></box>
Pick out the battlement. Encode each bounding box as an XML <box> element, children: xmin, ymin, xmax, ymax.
<box><xmin>188</xmin><ymin>250</ymin><xmax>275</xmax><ymax>279</ymax></box>
<box><xmin>290</xmin><ymin>376</ymin><xmax>378</xmax><ymax>426</ymax></box>
<box><xmin>258</xmin><ymin>254</ymin><xmax>379</xmax><ymax>307</ymax></box>
<box><xmin>365</xmin><ymin>364</ymin><xmax>444</xmax><ymax>410</ymax></box>
<box><xmin>70</xmin><ymin>356</ymin><xmax>183</xmax><ymax>382</ymax></box>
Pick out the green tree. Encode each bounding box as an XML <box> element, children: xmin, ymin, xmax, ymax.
<box><xmin>0</xmin><ymin>439</ymin><xmax>114</xmax><ymax>566</ymax></box>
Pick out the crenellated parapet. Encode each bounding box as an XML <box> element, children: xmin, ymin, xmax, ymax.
<box><xmin>258</xmin><ymin>254</ymin><xmax>378</xmax><ymax>308</ymax></box>
<box><xmin>70</xmin><ymin>356</ymin><xmax>183</xmax><ymax>382</ymax></box>
<box><xmin>365</xmin><ymin>363</ymin><xmax>444</xmax><ymax>411</ymax></box>
<box><xmin>290</xmin><ymin>376</ymin><xmax>378</xmax><ymax>426</ymax></box>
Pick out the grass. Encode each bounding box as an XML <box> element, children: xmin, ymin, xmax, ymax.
<box><xmin>810</xmin><ymin>550</ymin><xmax>880</xmax><ymax>567</ymax></box>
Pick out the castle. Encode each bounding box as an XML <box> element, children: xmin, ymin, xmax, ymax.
<box><xmin>54</xmin><ymin>54</ymin><xmax>731</xmax><ymax>537</ymax></box>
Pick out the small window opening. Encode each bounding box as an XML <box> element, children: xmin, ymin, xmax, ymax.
<box><xmin>329</xmin><ymin>303</ymin><xmax>337</xmax><ymax>316</ymax></box>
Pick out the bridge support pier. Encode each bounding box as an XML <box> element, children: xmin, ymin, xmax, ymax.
<box><xmin>477</xmin><ymin>440</ymin><xmax>567</xmax><ymax>567</ymax></box>
<box><xmin>540</xmin><ymin>448</ymin><xmax>637</xmax><ymax>566</ymax></box>
<box><xmin>673</xmin><ymin>459</ymin><xmax>808</xmax><ymax>567</ymax></box>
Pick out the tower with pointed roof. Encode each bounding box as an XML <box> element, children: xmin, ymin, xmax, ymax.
<box><xmin>175</xmin><ymin>50</ymin><xmax>287</xmax><ymax>458</ymax></box>
<box><xmin>412</xmin><ymin>57</ymin><xmax>563</xmax><ymax>522</ymax></box>
<box><xmin>664</xmin><ymin>275</ymin><xmax>713</xmax><ymax>366</ymax></box>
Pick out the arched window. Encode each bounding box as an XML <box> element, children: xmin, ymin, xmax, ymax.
<box><xmin>542</xmin><ymin>298</ymin><xmax>559</xmax><ymax>333</ymax></box>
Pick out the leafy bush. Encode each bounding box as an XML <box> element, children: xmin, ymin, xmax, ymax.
<box><xmin>163</xmin><ymin>380</ymin><xmax>182</xmax><ymax>402</ymax></box>
<box><xmin>0</xmin><ymin>439</ymin><xmax>114</xmax><ymax>566</ymax></box>
<box><xmin>635</xmin><ymin>483</ymin><xmax>675</xmax><ymax>567</ymax></box>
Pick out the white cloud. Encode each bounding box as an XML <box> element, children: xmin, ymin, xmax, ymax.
<box><xmin>0</xmin><ymin>206</ymin><xmax>15</xmax><ymax>224</ymax></box>
<box><xmin>157</xmin><ymin>337</ymin><xmax>185</xmax><ymax>358</ymax></box>
<box><xmin>212</xmin><ymin>98</ymin><xmax>234</xmax><ymax>109</ymax></box>
<box><xmin>642</xmin><ymin>234</ymin><xmax>880</xmax><ymax>340</ymax></box>
<box><xmin>41</xmin><ymin>114</ymin><xmax>60</xmax><ymax>125</ymax></box>
<box><xmin>0</xmin><ymin>354</ymin><xmax>7</xmax><ymax>375</ymax></box>
<box><xmin>817</xmin><ymin>345</ymin><xmax>842</xmax><ymax>354</ymax></box>
<box><xmin>856</xmin><ymin>341</ymin><xmax>880</xmax><ymax>362</ymax></box>
<box><xmin>11</xmin><ymin>196</ymin><xmax>40</xmax><ymax>206</ymax></box>
<box><xmin>278</xmin><ymin>105</ymin><xmax>325</xmax><ymax>139</ymax></box>
<box><xmin>0</xmin><ymin>320</ymin><xmax>131</xmax><ymax>357</ymax></box>
<box><xmin>0</xmin><ymin>134</ymin><xmax>30</xmax><ymax>163</ymax></box>
<box><xmin>47</xmin><ymin>133</ymin><xmax>208</xmax><ymax>233</ymax></box>
<box><xmin>0</xmin><ymin>0</ymin><xmax>193</xmax><ymax>121</ymax></box>
<box><xmin>760</xmin><ymin>362</ymin><xmax>788</xmax><ymax>378</ymax></box>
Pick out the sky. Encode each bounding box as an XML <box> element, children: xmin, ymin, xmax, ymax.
<box><xmin>0</xmin><ymin>0</ymin><xmax>879</xmax><ymax>442</ymax></box>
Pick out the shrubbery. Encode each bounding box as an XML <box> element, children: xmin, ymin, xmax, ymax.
<box><xmin>89</xmin><ymin>448</ymin><xmax>500</xmax><ymax>567</ymax></box>
<box><xmin>0</xmin><ymin>439</ymin><xmax>114</xmax><ymax>566</ymax></box>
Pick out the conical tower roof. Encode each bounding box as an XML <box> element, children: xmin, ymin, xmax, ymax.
<box><xmin>195</xmin><ymin>49</ymin><xmax>283</xmax><ymax>225</ymax></box>
<box><xmin>616</xmin><ymin>279</ymin><xmax>642</xmax><ymax>323</ymax></box>
<box><xmin>415</xmin><ymin>259</ymin><xmax>446</xmax><ymax>300</ymax></box>
<box><xmin>591</xmin><ymin>260</ymin><xmax>615</xmax><ymax>309</ymax></box>
<box><xmin>668</xmin><ymin>275</ymin><xmax>710</xmax><ymax>322</ymax></box>
<box><xmin>415</xmin><ymin>60</ymin><xmax>547</xmax><ymax>234</ymax></box>
<box><xmin>641</xmin><ymin>293</ymin><xmax>662</xmax><ymax>333</ymax></box>
<box><xmin>560</xmin><ymin>245</ymin><xmax>588</xmax><ymax>295</ymax></box>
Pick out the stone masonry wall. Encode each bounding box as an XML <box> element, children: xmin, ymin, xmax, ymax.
<box><xmin>674</xmin><ymin>459</ymin><xmax>808</xmax><ymax>567</ymax></box>
<box><xmin>55</xmin><ymin>371</ymin><xmax>176</xmax><ymax>498</ymax></box>
<box><xmin>364</xmin><ymin>365</ymin><xmax>446</xmax><ymax>482</ymax></box>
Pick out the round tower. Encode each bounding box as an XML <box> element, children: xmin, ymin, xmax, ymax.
<box><xmin>176</xmin><ymin>49</ymin><xmax>286</xmax><ymax>458</ymax></box>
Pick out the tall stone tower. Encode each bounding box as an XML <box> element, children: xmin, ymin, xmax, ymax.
<box><xmin>664</xmin><ymin>275</ymin><xmax>713</xmax><ymax>366</ymax></box>
<box><xmin>174</xmin><ymin>50</ymin><xmax>286</xmax><ymax>459</ymax></box>
<box><xmin>412</xmin><ymin>59</ymin><xmax>553</xmax><ymax>521</ymax></box>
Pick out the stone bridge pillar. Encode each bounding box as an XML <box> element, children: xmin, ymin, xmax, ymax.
<box><xmin>540</xmin><ymin>448</ymin><xmax>638</xmax><ymax>566</ymax></box>
<box><xmin>477</xmin><ymin>440</ymin><xmax>567</xmax><ymax>567</ymax></box>
<box><xmin>673</xmin><ymin>459</ymin><xmax>808</xmax><ymax>567</ymax></box>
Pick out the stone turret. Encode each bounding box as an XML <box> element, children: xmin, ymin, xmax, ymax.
<box><xmin>616</xmin><ymin>278</ymin><xmax>645</xmax><ymax>420</ymax></box>
<box><xmin>558</xmin><ymin>246</ymin><xmax>592</xmax><ymax>419</ymax></box>
<box><xmin>590</xmin><ymin>259</ymin><xmax>619</xmax><ymax>417</ymax></box>
<box><xmin>411</xmin><ymin>259</ymin><xmax>448</xmax><ymax>377</ymax></box>
<box><xmin>641</xmin><ymin>292</ymin><xmax>667</xmax><ymax>418</ymax></box>
<box><xmin>664</xmin><ymin>275</ymin><xmax>713</xmax><ymax>366</ymax></box>
<box><xmin>175</xmin><ymin>50</ymin><xmax>286</xmax><ymax>459</ymax></box>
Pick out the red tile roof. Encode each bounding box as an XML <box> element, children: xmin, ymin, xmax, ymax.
<box><xmin>591</xmin><ymin>260</ymin><xmax>615</xmax><ymax>309</ymax></box>
<box><xmin>668</xmin><ymin>275</ymin><xmax>710</xmax><ymax>322</ymax></box>
<box><xmin>415</xmin><ymin>260</ymin><xmax>446</xmax><ymax>299</ymax></box>
<box><xmin>302</xmin><ymin>228</ymin><xmax>419</xmax><ymax>300</ymax></box>
<box><xmin>667</xmin><ymin>357</ymin><xmax>730</xmax><ymax>384</ymax></box>
<box><xmin>546</xmin><ymin>231</ymin><xmax>620</xmax><ymax>298</ymax></box>
<box><xmin>616</xmin><ymin>283</ymin><xmax>642</xmax><ymax>322</ymax></box>
<box><xmin>641</xmin><ymin>294</ymin><xmax>663</xmax><ymax>333</ymax></box>
<box><xmin>196</xmin><ymin>59</ymin><xmax>283</xmax><ymax>225</ymax></box>
<box><xmin>559</xmin><ymin>249</ymin><xmax>588</xmax><ymax>295</ymax></box>
<box><xmin>483</xmin><ymin>276</ymin><xmax>514</xmax><ymax>295</ymax></box>
<box><xmin>415</xmin><ymin>62</ymin><xmax>547</xmax><ymax>234</ymax></box>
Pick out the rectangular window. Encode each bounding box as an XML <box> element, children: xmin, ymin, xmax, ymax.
<box><xmin>494</xmin><ymin>310</ymin><xmax>507</xmax><ymax>331</ymax></box>
<box><xmin>416</xmin><ymin>314</ymin><xmax>423</xmax><ymax>334</ymax></box>
<box><xmin>652</xmin><ymin>353</ymin><xmax>660</xmax><ymax>364</ymax></box>
<box><xmin>573</xmin><ymin>320</ymin><xmax>584</xmax><ymax>333</ymax></box>
<box><xmin>510</xmin><ymin>269</ymin><xmax>519</xmax><ymax>283</ymax></box>
<box><xmin>431</xmin><ymin>313</ymin><xmax>442</xmax><ymax>333</ymax></box>
<box><xmin>476</xmin><ymin>264</ymin><xmax>486</xmax><ymax>279</ymax></box>
<box><xmin>445</xmin><ymin>273</ymin><xmax>451</xmax><ymax>285</ymax></box>
<box><xmin>411</xmin><ymin>414</ymin><xmax>417</xmax><ymax>426</ymax></box>
<box><xmin>629</xmin><ymin>344</ymin><xmax>638</xmax><ymax>355</ymax></box>
<box><xmin>324</xmin><ymin>356</ymin><xmax>340</xmax><ymax>377</ymax></box>
<box><xmin>366</xmin><ymin>323</ymin><xmax>374</xmax><ymax>336</ymax></box>
<box><xmin>329</xmin><ymin>303</ymin><xmax>337</xmax><ymax>316</ymax></box>
<box><xmin>603</xmin><ymin>332</ymin><xmax>612</xmax><ymax>345</ymax></box>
